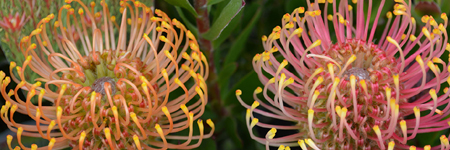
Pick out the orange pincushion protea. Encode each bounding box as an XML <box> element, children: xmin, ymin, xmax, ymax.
<box><xmin>0</xmin><ymin>0</ymin><xmax>214</xmax><ymax>149</ymax></box>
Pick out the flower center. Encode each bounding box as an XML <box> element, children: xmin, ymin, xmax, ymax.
<box><xmin>57</xmin><ymin>50</ymin><xmax>161</xmax><ymax>148</ymax></box>
<box><xmin>91</xmin><ymin>76</ymin><xmax>116</xmax><ymax>95</ymax></box>
<box><xmin>297</xmin><ymin>39</ymin><xmax>404</xmax><ymax>148</ymax></box>
<box><xmin>343</xmin><ymin>67</ymin><xmax>370</xmax><ymax>80</ymax></box>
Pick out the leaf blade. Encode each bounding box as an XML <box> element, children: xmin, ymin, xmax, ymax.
<box><xmin>164</xmin><ymin>0</ymin><xmax>198</xmax><ymax>17</ymax></box>
<box><xmin>202</xmin><ymin>0</ymin><xmax>245</xmax><ymax>40</ymax></box>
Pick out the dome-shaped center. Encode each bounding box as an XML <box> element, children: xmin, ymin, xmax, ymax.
<box><xmin>343</xmin><ymin>67</ymin><xmax>370</xmax><ymax>80</ymax></box>
<box><xmin>91</xmin><ymin>76</ymin><xmax>116</xmax><ymax>95</ymax></box>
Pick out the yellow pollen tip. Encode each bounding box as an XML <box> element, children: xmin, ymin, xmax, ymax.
<box><xmin>388</xmin><ymin>141</ymin><xmax>395</xmax><ymax>150</ymax></box>
<box><xmin>57</xmin><ymin>106</ymin><xmax>62</xmax><ymax>117</ymax></box>
<box><xmin>305</xmin><ymin>139</ymin><xmax>318</xmax><ymax>149</ymax></box>
<box><xmin>236</xmin><ymin>89</ymin><xmax>242</xmax><ymax>96</ymax></box>
<box><xmin>410</xmin><ymin>35</ymin><xmax>417</xmax><ymax>41</ymax></box>
<box><xmin>48</xmin><ymin>138</ymin><xmax>56</xmax><ymax>149</ymax></box>
<box><xmin>262</xmin><ymin>35</ymin><xmax>268</xmax><ymax>41</ymax></box>
<box><xmin>393</xmin><ymin>74</ymin><xmax>399</xmax><ymax>86</ymax></box>
<box><xmin>180</xmin><ymin>104</ymin><xmax>188</xmax><ymax>114</ymax></box>
<box><xmin>335</xmin><ymin>105</ymin><xmax>342</xmax><ymax>115</ymax></box>
<box><xmin>104</xmin><ymin>128</ymin><xmax>111</xmax><ymax>138</ymax></box>
<box><xmin>327</xmin><ymin>14</ymin><xmax>333</xmax><ymax>21</ymax></box>
<box><xmin>339</xmin><ymin>16</ymin><xmax>345</xmax><ymax>24</ymax></box>
<box><xmin>387</xmin><ymin>11</ymin><xmax>392</xmax><ymax>19</ymax></box>
<box><xmin>155</xmin><ymin>124</ymin><xmax>163</xmax><ymax>133</ymax></box>
<box><xmin>254</xmin><ymin>87</ymin><xmax>262</xmax><ymax>94</ymax></box>
<box><xmin>386</xmin><ymin>36</ymin><xmax>397</xmax><ymax>44</ymax></box>
<box><xmin>414</xmin><ymin>106</ymin><xmax>420</xmax><ymax>115</ymax></box>
<box><xmin>63</xmin><ymin>5</ymin><xmax>71</xmax><ymax>9</ymax></box>
<box><xmin>393</xmin><ymin>10</ymin><xmax>404</xmax><ymax>15</ymax></box>
<box><xmin>284</xmin><ymin>22</ymin><xmax>294</xmax><ymax>28</ymax></box>
<box><xmin>31</xmin><ymin>144</ymin><xmax>37</xmax><ymax>150</ymax></box>
<box><xmin>186</xmin><ymin>31</ymin><xmax>196</xmax><ymax>40</ymax></box>
<box><xmin>68</xmin><ymin>8</ymin><xmax>75</xmax><ymax>14</ymax></box>
<box><xmin>348</xmin><ymin>55</ymin><xmax>357</xmax><ymax>63</ymax></box>
<box><xmin>293</xmin><ymin>28</ymin><xmax>303</xmax><ymax>37</ymax></box>
<box><xmin>133</xmin><ymin>135</ymin><xmax>141</xmax><ymax>149</ymax></box>
<box><xmin>31</xmin><ymin>29</ymin><xmax>42</xmax><ymax>35</ymax></box>
<box><xmin>17</xmin><ymin>127</ymin><xmax>23</xmax><ymax>136</ymax></box>
<box><xmin>206</xmin><ymin>119</ymin><xmax>214</xmax><ymax>129</ymax></box>
<box><xmin>298</xmin><ymin>139</ymin><xmax>307</xmax><ymax>149</ymax></box>
<box><xmin>401</xmin><ymin>34</ymin><xmax>406</xmax><ymax>40</ymax></box>
<box><xmin>162</xmin><ymin>106</ymin><xmax>169</xmax><ymax>115</ymax></box>
<box><xmin>424</xmin><ymin>145</ymin><xmax>431</xmax><ymax>150</ymax></box>
<box><xmin>251</xmin><ymin>101</ymin><xmax>260</xmax><ymax>109</ymax></box>
<box><xmin>130</xmin><ymin>112</ymin><xmax>139</xmax><ymax>123</ymax></box>
<box><xmin>7</xmin><ymin>135</ymin><xmax>12</xmax><ymax>147</ymax></box>
<box><xmin>341</xmin><ymin>107</ymin><xmax>348</xmax><ymax>117</ymax></box>
<box><xmin>250</xmin><ymin>118</ymin><xmax>259</xmax><ymax>128</ymax></box>
<box><xmin>308</xmin><ymin>109</ymin><xmax>314</xmax><ymax>120</ymax></box>
<box><xmin>430</xmin><ymin>89</ymin><xmax>437</xmax><ymax>100</ymax></box>
<box><xmin>267</xmin><ymin>128</ymin><xmax>277</xmax><ymax>139</ymax></box>
<box><xmin>273</xmin><ymin>26</ymin><xmax>281</xmax><ymax>32</ymax></box>
<box><xmin>297</xmin><ymin>7</ymin><xmax>305</xmax><ymax>13</ymax></box>
<box><xmin>373</xmin><ymin>125</ymin><xmax>381</xmax><ymax>135</ymax></box>
<box><xmin>310</xmin><ymin>40</ymin><xmax>322</xmax><ymax>49</ymax></box>
<box><xmin>410</xmin><ymin>146</ymin><xmax>416</xmax><ymax>150</ymax></box>
<box><xmin>197</xmin><ymin>119</ymin><xmax>204</xmax><ymax>130</ymax></box>
<box><xmin>49</xmin><ymin>120</ymin><xmax>55</xmax><ymax>129</ymax></box>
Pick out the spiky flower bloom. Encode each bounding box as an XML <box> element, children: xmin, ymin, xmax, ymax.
<box><xmin>237</xmin><ymin>0</ymin><xmax>450</xmax><ymax>149</ymax></box>
<box><xmin>0</xmin><ymin>12</ymin><xmax>28</xmax><ymax>33</ymax></box>
<box><xmin>0</xmin><ymin>0</ymin><xmax>214</xmax><ymax>149</ymax></box>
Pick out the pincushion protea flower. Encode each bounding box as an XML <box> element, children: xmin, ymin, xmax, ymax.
<box><xmin>0</xmin><ymin>0</ymin><xmax>214</xmax><ymax>149</ymax></box>
<box><xmin>237</xmin><ymin>0</ymin><xmax>450</xmax><ymax>149</ymax></box>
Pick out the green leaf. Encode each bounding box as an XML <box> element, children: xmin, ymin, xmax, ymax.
<box><xmin>441</xmin><ymin>0</ymin><xmax>450</xmax><ymax>14</ymax></box>
<box><xmin>174</xmin><ymin>7</ymin><xmax>199</xmax><ymax>37</ymax></box>
<box><xmin>218</xmin><ymin>63</ymin><xmax>237</xmax><ymax>98</ymax></box>
<box><xmin>164</xmin><ymin>0</ymin><xmax>198</xmax><ymax>17</ymax></box>
<box><xmin>212</xmin><ymin>10</ymin><xmax>243</xmax><ymax>49</ymax></box>
<box><xmin>208</xmin><ymin>0</ymin><xmax>226</xmax><ymax>6</ymax></box>
<box><xmin>223</xmin><ymin>6</ymin><xmax>262</xmax><ymax>65</ymax></box>
<box><xmin>224</xmin><ymin>117</ymin><xmax>243</xmax><ymax>148</ymax></box>
<box><xmin>202</xmin><ymin>0</ymin><xmax>245</xmax><ymax>40</ymax></box>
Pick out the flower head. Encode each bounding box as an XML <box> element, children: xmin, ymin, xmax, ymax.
<box><xmin>1</xmin><ymin>0</ymin><xmax>214</xmax><ymax>149</ymax></box>
<box><xmin>0</xmin><ymin>12</ymin><xmax>28</xmax><ymax>33</ymax></box>
<box><xmin>238</xmin><ymin>0</ymin><xmax>449</xmax><ymax>149</ymax></box>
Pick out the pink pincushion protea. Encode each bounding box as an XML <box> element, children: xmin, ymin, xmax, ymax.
<box><xmin>237</xmin><ymin>0</ymin><xmax>450</xmax><ymax>149</ymax></box>
<box><xmin>0</xmin><ymin>0</ymin><xmax>214</xmax><ymax>149</ymax></box>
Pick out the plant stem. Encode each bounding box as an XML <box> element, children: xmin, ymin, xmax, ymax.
<box><xmin>194</xmin><ymin>0</ymin><xmax>224</xmax><ymax>116</ymax></box>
